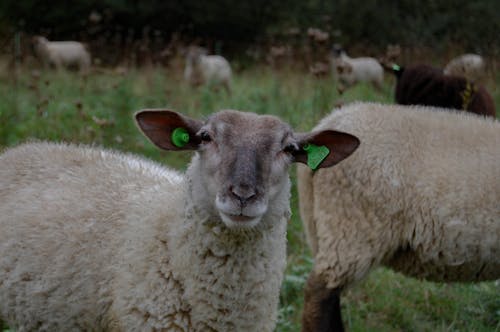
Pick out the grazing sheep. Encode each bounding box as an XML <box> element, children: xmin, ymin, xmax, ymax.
<box><xmin>0</xmin><ymin>109</ymin><xmax>359</xmax><ymax>331</ymax></box>
<box><xmin>330</xmin><ymin>46</ymin><xmax>384</xmax><ymax>94</ymax></box>
<box><xmin>32</xmin><ymin>36</ymin><xmax>91</xmax><ymax>74</ymax></box>
<box><xmin>297</xmin><ymin>102</ymin><xmax>500</xmax><ymax>332</ymax></box>
<box><xmin>391</xmin><ymin>64</ymin><xmax>496</xmax><ymax>118</ymax></box>
<box><xmin>184</xmin><ymin>46</ymin><xmax>232</xmax><ymax>93</ymax></box>
<box><xmin>444</xmin><ymin>53</ymin><xmax>485</xmax><ymax>83</ymax></box>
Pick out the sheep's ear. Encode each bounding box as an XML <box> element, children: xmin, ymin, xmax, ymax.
<box><xmin>135</xmin><ymin>109</ymin><xmax>203</xmax><ymax>151</ymax></box>
<box><xmin>293</xmin><ymin>130</ymin><xmax>360</xmax><ymax>170</ymax></box>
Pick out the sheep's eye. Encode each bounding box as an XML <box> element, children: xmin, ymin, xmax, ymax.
<box><xmin>283</xmin><ymin>143</ymin><xmax>298</xmax><ymax>154</ymax></box>
<box><xmin>200</xmin><ymin>131</ymin><xmax>212</xmax><ymax>142</ymax></box>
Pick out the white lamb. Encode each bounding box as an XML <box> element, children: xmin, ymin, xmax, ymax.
<box><xmin>0</xmin><ymin>109</ymin><xmax>359</xmax><ymax>331</ymax></box>
<box><xmin>297</xmin><ymin>102</ymin><xmax>500</xmax><ymax>331</ymax></box>
<box><xmin>184</xmin><ymin>46</ymin><xmax>232</xmax><ymax>93</ymax></box>
<box><xmin>444</xmin><ymin>53</ymin><xmax>486</xmax><ymax>83</ymax></box>
<box><xmin>32</xmin><ymin>36</ymin><xmax>91</xmax><ymax>74</ymax></box>
<box><xmin>330</xmin><ymin>47</ymin><xmax>384</xmax><ymax>94</ymax></box>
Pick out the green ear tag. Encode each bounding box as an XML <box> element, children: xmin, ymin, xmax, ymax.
<box><xmin>392</xmin><ymin>64</ymin><xmax>401</xmax><ymax>71</ymax></box>
<box><xmin>171</xmin><ymin>127</ymin><xmax>190</xmax><ymax>147</ymax></box>
<box><xmin>303</xmin><ymin>144</ymin><xmax>330</xmax><ymax>170</ymax></box>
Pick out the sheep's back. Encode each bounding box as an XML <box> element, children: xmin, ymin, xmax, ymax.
<box><xmin>47</xmin><ymin>41</ymin><xmax>90</xmax><ymax>63</ymax></box>
<box><xmin>0</xmin><ymin>142</ymin><xmax>184</xmax><ymax>330</ymax></box>
<box><xmin>338</xmin><ymin>57</ymin><xmax>383</xmax><ymax>84</ymax></box>
<box><xmin>395</xmin><ymin>64</ymin><xmax>495</xmax><ymax>117</ymax></box>
<box><xmin>351</xmin><ymin>57</ymin><xmax>383</xmax><ymax>76</ymax></box>
<box><xmin>200</xmin><ymin>55</ymin><xmax>231</xmax><ymax>82</ymax></box>
<box><xmin>444</xmin><ymin>54</ymin><xmax>485</xmax><ymax>82</ymax></box>
<box><xmin>396</xmin><ymin>65</ymin><xmax>464</xmax><ymax>109</ymax></box>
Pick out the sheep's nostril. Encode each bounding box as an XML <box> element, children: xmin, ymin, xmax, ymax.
<box><xmin>229</xmin><ymin>185</ymin><xmax>256</xmax><ymax>204</ymax></box>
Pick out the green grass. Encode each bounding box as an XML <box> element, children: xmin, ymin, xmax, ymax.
<box><xmin>0</xmin><ymin>64</ymin><xmax>499</xmax><ymax>332</ymax></box>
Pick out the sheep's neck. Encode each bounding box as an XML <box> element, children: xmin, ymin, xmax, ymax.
<box><xmin>167</xmin><ymin>160</ymin><xmax>289</xmax><ymax>331</ymax></box>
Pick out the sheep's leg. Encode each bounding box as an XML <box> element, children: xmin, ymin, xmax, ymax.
<box><xmin>41</xmin><ymin>59</ymin><xmax>52</xmax><ymax>71</ymax></box>
<box><xmin>79</xmin><ymin>61</ymin><xmax>90</xmax><ymax>76</ymax></box>
<box><xmin>302</xmin><ymin>272</ymin><xmax>344</xmax><ymax>332</ymax></box>
<box><xmin>336</xmin><ymin>84</ymin><xmax>345</xmax><ymax>95</ymax></box>
<box><xmin>223</xmin><ymin>81</ymin><xmax>231</xmax><ymax>95</ymax></box>
<box><xmin>372</xmin><ymin>79</ymin><xmax>384</xmax><ymax>92</ymax></box>
<box><xmin>51</xmin><ymin>58</ymin><xmax>62</xmax><ymax>71</ymax></box>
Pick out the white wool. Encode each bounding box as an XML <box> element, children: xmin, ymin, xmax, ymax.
<box><xmin>444</xmin><ymin>53</ymin><xmax>485</xmax><ymax>83</ymax></box>
<box><xmin>0</xmin><ymin>141</ymin><xmax>288</xmax><ymax>331</ymax></box>
<box><xmin>33</xmin><ymin>36</ymin><xmax>91</xmax><ymax>73</ymax></box>
<box><xmin>331</xmin><ymin>51</ymin><xmax>384</xmax><ymax>91</ymax></box>
<box><xmin>184</xmin><ymin>51</ymin><xmax>232</xmax><ymax>91</ymax></box>
<box><xmin>298</xmin><ymin>102</ymin><xmax>500</xmax><ymax>290</ymax></box>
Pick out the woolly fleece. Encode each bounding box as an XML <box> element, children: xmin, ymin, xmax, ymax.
<box><xmin>0</xmin><ymin>142</ymin><xmax>288</xmax><ymax>331</ymax></box>
<box><xmin>298</xmin><ymin>102</ymin><xmax>500</xmax><ymax>289</ymax></box>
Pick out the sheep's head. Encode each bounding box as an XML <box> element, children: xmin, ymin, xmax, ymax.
<box><xmin>331</xmin><ymin>44</ymin><xmax>344</xmax><ymax>57</ymax></box>
<box><xmin>32</xmin><ymin>36</ymin><xmax>48</xmax><ymax>46</ymax></box>
<box><xmin>335</xmin><ymin>61</ymin><xmax>352</xmax><ymax>75</ymax></box>
<box><xmin>136</xmin><ymin>109</ymin><xmax>359</xmax><ymax>228</ymax></box>
<box><xmin>185</xmin><ymin>46</ymin><xmax>208</xmax><ymax>65</ymax></box>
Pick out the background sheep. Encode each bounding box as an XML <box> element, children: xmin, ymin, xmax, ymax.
<box><xmin>330</xmin><ymin>46</ymin><xmax>384</xmax><ymax>94</ymax></box>
<box><xmin>297</xmin><ymin>102</ymin><xmax>500</xmax><ymax>331</ymax></box>
<box><xmin>390</xmin><ymin>64</ymin><xmax>496</xmax><ymax>118</ymax></box>
<box><xmin>32</xmin><ymin>36</ymin><xmax>91</xmax><ymax>74</ymax></box>
<box><xmin>184</xmin><ymin>46</ymin><xmax>232</xmax><ymax>93</ymax></box>
<box><xmin>0</xmin><ymin>109</ymin><xmax>359</xmax><ymax>331</ymax></box>
<box><xmin>444</xmin><ymin>53</ymin><xmax>485</xmax><ymax>83</ymax></box>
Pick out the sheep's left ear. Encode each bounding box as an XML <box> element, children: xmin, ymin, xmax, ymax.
<box><xmin>293</xmin><ymin>130</ymin><xmax>360</xmax><ymax>170</ymax></box>
<box><xmin>135</xmin><ymin>109</ymin><xmax>203</xmax><ymax>151</ymax></box>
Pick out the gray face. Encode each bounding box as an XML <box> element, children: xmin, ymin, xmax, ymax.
<box><xmin>196</xmin><ymin>110</ymin><xmax>298</xmax><ymax>228</ymax></box>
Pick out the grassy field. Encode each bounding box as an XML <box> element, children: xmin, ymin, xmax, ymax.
<box><xmin>0</xmin><ymin>64</ymin><xmax>499</xmax><ymax>332</ymax></box>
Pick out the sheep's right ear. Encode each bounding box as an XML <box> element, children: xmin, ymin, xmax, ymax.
<box><xmin>293</xmin><ymin>130</ymin><xmax>360</xmax><ymax>170</ymax></box>
<box><xmin>135</xmin><ymin>110</ymin><xmax>203</xmax><ymax>151</ymax></box>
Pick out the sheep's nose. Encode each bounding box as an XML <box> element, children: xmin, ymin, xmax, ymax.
<box><xmin>230</xmin><ymin>184</ymin><xmax>256</xmax><ymax>205</ymax></box>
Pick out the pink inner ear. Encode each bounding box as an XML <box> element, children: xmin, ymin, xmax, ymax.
<box><xmin>135</xmin><ymin>110</ymin><xmax>201</xmax><ymax>151</ymax></box>
<box><xmin>136</xmin><ymin>110</ymin><xmax>186</xmax><ymax>131</ymax></box>
<box><xmin>301</xmin><ymin>130</ymin><xmax>360</xmax><ymax>169</ymax></box>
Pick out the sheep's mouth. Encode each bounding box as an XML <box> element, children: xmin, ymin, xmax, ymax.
<box><xmin>215</xmin><ymin>194</ymin><xmax>267</xmax><ymax>228</ymax></box>
<box><xmin>224</xmin><ymin>213</ymin><xmax>255</xmax><ymax>222</ymax></box>
<box><xmin>218</xmin><ymin>211</ymin><xmax>262</xmax><ymax>228</ymax></box>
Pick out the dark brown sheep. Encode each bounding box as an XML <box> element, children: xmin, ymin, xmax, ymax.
<box><xmin>391</xmin><ymin>64</ymin><xmax>496</xmax><ymax>118</ymax></box>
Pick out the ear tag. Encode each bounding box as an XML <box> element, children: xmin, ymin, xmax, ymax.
<box><xmin>392</xmin><ymin>64</ymin><xmax>401</xmax><ymax>71</ymax></box>
<box><xmin>171</xmin><ymin>127</ymin><xmax>190</xmax><ymax>147</ymax></box>
<box><xmin>303</xmin><ymin>144</ymin><xmax>330</xmax><ymax>170</ymax></box>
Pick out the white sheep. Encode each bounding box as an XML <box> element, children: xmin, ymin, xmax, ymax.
<box><xmin>330</xmin><ymin>47</ymin><xmax>384</xmax><ymax>94</ymax></box>
<box><xmin>444</xmin><ymin>53</ymin><xmax>485</xmax><ymax>83</ymax></box>
<box><xmin>297</xmin><ymin>102</ymin><xmax>500</xmax><ymax>331</ymax></box>
<box><xmin>32</xmin><ymin>36</ymin><xmax>91</xmax><ymax>74</ymax></box>
<box><xmin>184</xmin><ymin>46</ymin><xmax>232</xmax><ymax>93</ymax></box>
<box><xmin>0</xmin><ymin>109</ymin><xmax>359</xmax><ymax>331</ymax></box>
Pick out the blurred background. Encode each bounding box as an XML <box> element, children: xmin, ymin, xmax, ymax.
<box><xmin>0</xmin><ymin>1</ymin><xmax>499</xmax><ymax>331</ymax></box>
<box><xmin>1</xmin><ymin>0</ymin><xmax>499</xmax><ymax>69</ymax></box>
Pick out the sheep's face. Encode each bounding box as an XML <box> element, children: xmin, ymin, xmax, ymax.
<box><xmin>196</xmin><ymin>111</ymin><xmax>297</xmax><ymax>228</ymax></box>
<box><xmin>32</xmin><ymin>36</ymin><xmax>47</xmax><ymax>45</ymax></box>
<box><xmin>185</xmin><ymin>46</ymin><xmax>208</xmax><ymax>65</ymax></box>
<box><xmin>135</xmin><ymin>109</ymin><xmax>360</xmax><ymax>229</ymax></box>
<box><xmin>32</xmin><ymin>36</ymin><xmax>49</xmax><ymax>54</ymax></box>
<box><xmin>336</xmin><ymin>62</ymin><xmax>353</xmax><ymax>75</ymax></box>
